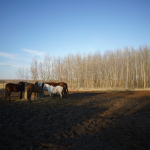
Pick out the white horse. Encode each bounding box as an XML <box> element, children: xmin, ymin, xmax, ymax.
<box><xmin>43</xmin><ymin>84</ymin><xmax>63</xmax><ymax>98</ymax></box>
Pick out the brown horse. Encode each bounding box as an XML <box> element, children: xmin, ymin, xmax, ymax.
<box><xmin>57</xmin><ymin>82</ymin><xmax>68</xmax><ymax>97</ymax></box>
<box><xmin>27</xmin><ymin>82</ymin><xmax>39</xmax><ymax>102</ymax></box>
<box><xmin>5</xmin><ymin>81</ymin><xmax>26</xmax><ymax>101</ymax></box>
<box><xmin>46</xmin><ymin>82</ymin><xmax>56</xmax><ymax>86</ymax></box>
<box><xmin>46</xmin><ymin>82</ymin><xmax>68</xmax><ymax>98</ymax></box>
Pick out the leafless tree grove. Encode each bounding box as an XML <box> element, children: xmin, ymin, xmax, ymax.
<box><xmin>17</xmin><ymin>46</ymin><xmax>150</xmax><ymax>89</ymax></box>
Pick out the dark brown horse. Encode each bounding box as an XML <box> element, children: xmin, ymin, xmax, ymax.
<box><xmin>46</xmin><ymin>82</ymin><xmax>69</xmax><ymax>98</ymax></box>
<box><xmin>27</xmin><ymin>82</ymin><xmax>39</xmax><ymax>102</ymax></box>
<box><xmin>46</xmin><ymin>82</ymin><xmax>56</xmax><ymax>86</ymax></box>
<box><xmin>5</xmin><ymin>81</ymin><xmax>26</xmax><ymax>101</ymax></box>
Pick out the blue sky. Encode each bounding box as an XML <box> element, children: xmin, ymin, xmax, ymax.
<box><xmin>0</xmin><ymin>0</ymin><xmax>150</xmax><ymax>79</ymax></box>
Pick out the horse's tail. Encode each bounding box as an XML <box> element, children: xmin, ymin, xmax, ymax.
<box><xmin>5</xmin><ymin>84</ymin><xmax>7</xmax><ymax>100</ymax></box>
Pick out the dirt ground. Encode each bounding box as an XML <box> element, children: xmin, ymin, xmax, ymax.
<box><xmin>0</xmin><ymin>90</ymin><xmax>150</xmax><ymax>150</ymax></box>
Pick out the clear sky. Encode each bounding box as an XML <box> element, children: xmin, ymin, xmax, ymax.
<box><xmin>0</xmin><ymin>0</ymin><xmax>150</xmax><ymax>79</ymax></box>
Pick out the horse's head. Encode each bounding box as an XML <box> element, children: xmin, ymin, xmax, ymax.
<box><xmin>35</xmin><ymin>81</ymin><xmax>38</xmax><ymax>85</ymax></box>
<box><xmin>19</xmin><ymin>81</ymin><xmax>27</xmax><ymax>92</ymax></box>
<box><xmin>38</xmin><ymin>82</ymin><xmax>44</xmax><ymax>90</ymax></box>
<box><xmin>19</xmin><ymin>81</ymin><xmax>25</xmax><ymax>86</ymax></box>
<box><xmin>43</xmin><ymin>84</ymin><xmax>48</xmax><ymax>91</ymax></box>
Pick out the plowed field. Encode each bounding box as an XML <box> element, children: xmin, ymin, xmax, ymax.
<box><xmin>0</xmin><ymin>90</ymin><xmax>150</xmax><ymax>150</ymax></box>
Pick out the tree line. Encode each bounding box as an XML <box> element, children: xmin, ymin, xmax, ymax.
<box><xmin>16</xmin><ymin>45</ymin><xmax>150</xmax><ymax>90</ymax></box>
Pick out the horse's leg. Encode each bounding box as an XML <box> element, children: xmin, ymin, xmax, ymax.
<box><xmin>65</xmin><ymin>87</ymin><xmax>68</xmax><ymax>98</ymax></box>
<box><xmin>51</xmin><ymin>93</ymin><xmax>53</xmax><ymax>97</ymax></box>
<box><xmin>29</xmin><ymin>92</ymin><xmax>32</xmax><ymax>102</ymax></box>
<box><xmin>48</xmin><ymin>89</ymin><xmax>51</xmax><ymax>98</ymax></box>
<box><xmin>59</xmin><ymin>89</ymin><xmax>63</xmax><ymax>99</ymax></box>
<box><xmin>37</xmin><ymin>92</ymin><xmax>38</xmax><ymax>99</ymax></box>
<box><xmin>27</xmin><ymin>89</ymin><xmax>32</xmax><ymax>102</ymax></box>
<box><xmin>8</xmin><ymin>92</ymin><xmax>11</xmax><ymax>101</ymax></box>
<box><xmin>27</xmin><ymin>90</ymin><xmax>29</xmax><ymax>102</ymax></box>
<box><xmin>20</xmin><ymin>91</ymin><xmax>22</xmax><ymax>99</ymax></box>
<box><xmin>28</xmin><ymin>96</ymin><xmax>31</xmax><ymax>102</ymax></box>
<box><xmin>63</xmin><ymin>88</ymin><xmax>66</xmax><ymax>98</ymax></box>
<box><xmin>29</xmin><ymin>95</ymin><xmax>31</xmax><ymax>102</ymax></box>
<box><xmin>34</xmin><ymin>92</ymin><xmax>36</xmax><ymax>99</ymax></box>
<box><xmin>63</xmin><ymin>88</ymin><xmax>67</xmax><ymax>98</ymax></box>
<box><xmin>34</xmin><ymin>92</ymin><xmax>38</xmax><ymax>99</ymax></box>
<box><xmin>65</xmin><ymin>88</ymin><xmax>68</xmax><ymax>98</ymax></box>
<box><xmin>60</xmin><ymin>92</ymin><xmax>62</xmax><ymax>99</ymax></box>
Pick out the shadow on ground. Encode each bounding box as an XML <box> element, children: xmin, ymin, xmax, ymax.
<box><xmin>0</xmin><ymin>90</ymin><xmax>150</xmax><ymax>149</ymax></box>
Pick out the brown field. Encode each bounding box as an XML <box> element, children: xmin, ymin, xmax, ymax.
<box><xmin>0</xmin><ymin>90</ymin><xmax>150</xmax><ymax>150</ymax></box>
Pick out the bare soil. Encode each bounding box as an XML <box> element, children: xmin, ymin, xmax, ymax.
<box><xmin>0</xmin><ymin>90</ymin><xmax>150</xmax><ymax>150</ymax></box>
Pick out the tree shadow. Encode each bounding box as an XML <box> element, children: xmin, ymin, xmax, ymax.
<box><xmin>0</xmin><ymin>91</ymin><xmax>150</xmax><ymax>149</ymax></box>
<box><xmin>68</xmin><ymin>91</ymin><xmax>106</xmax><ymax>98</ymax></box>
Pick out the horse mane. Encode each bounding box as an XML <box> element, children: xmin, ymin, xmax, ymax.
<box><xmin>35</xmin><ymin>81</ymin><xmax>38</xmax><ymax>85</ymax></box>
<box><xmin>19</xmin><ymin>81</ymin><xmax>26</xmax><ymax>84</ymax></box>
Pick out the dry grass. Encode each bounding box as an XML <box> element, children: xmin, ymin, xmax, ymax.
<box><xmin>0</xmin><ymin>90</ymin><xmax>150</xmax><ymax>149</ymax></box>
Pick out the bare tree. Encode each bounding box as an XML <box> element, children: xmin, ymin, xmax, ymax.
<box><xmin>16</xmin><ymin>67</ymin><xmax>24</xmax><ymax>80</ymax></box>
<box><xmin>39</xmin><ymin>61</ymin><xmax>45</xmax><ymax>82</ymax></box>
<box><xmin>25</xmin><ymin>66</ymin><xmax>30</xmax><ymax>81</ymax></box>
<box><xmin>30</xmin><ymin>57</ymin><xmax>38</xmax><ymax>81</ymax></box>
<box><xmin>27</xmin><ymin>45</ymin><xmax>150</xmax><ymax>90</ymax></box>
<box><xmin>44</xmin><ymin>54</ymin><xmax>51</xmax><ymax>81</ymax></box>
